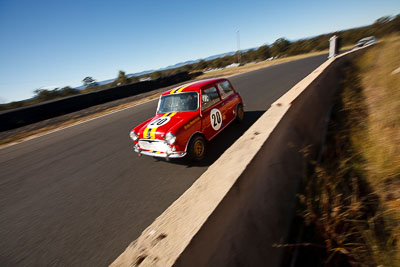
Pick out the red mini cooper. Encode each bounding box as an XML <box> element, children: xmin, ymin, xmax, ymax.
<box><xmin>129</xmin><ymin>78</ymin><xmax>244</xmax><ymax>161</ymax></box>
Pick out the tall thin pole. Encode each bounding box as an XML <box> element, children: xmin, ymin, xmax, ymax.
<box><xmin>237</xmin><ymin>30</ymin><xmax>241</xmax><ymax>64</ymax></box>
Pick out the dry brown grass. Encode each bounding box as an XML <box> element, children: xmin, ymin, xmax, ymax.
<box><xmin>197</xmin><ymin>45</ymin><xmax>355</xmax><ymax>80</ymax></box>
<box><xmin>356</xmin><ymin>36</ymin><xmax>400</xmax><ymax>262</ymax></box>
<box><xmin>197</xmin><ymin>51</ymin><xmax>329</xmax><ymax>79</ymax></box>
<box><xmin>298</xmin><ymin>36</ymin><xmax>400</xmax><ymax>266</ymax></box>
<box><xmin>355</xmin><ymin>35</ymin><xmax>400</xmax><ymax>187</ymax></box>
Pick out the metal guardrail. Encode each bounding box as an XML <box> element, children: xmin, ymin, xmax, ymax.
<box><xmin>0</xmin><ymin>72</ymin><xmax>190</xmax><ymax>132</ymax></box>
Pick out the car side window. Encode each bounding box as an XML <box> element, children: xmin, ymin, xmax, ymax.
<box><xmin>217</xmin><ymin>81</ymin><xmax>234</xmax><ymax>100</ymax></box>
<box><xmin>201</xmin><ymin>87</ymin><xmax>220</xmax><ymax>111</ymax></box>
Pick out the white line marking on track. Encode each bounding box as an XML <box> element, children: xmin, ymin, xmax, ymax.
<box><xmin>0</xmin><ymin>98</ymin><xmax>158</xmax><ymax>150</ymax></box>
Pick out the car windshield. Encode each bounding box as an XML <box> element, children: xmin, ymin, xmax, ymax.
<box><xmin>157</xmin><ymin>92</ymin><xmax>198</xmax><ymax>113</ymax></box>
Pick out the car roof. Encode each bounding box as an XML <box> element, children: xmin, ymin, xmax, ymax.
<box><xmin>162</xmin><ymin>78</ymin><xmax>228</xmax><ymax>96</ymax></box>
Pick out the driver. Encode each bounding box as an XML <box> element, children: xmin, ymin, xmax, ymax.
<box><xmin>183</xmin><ymin>94</ymin><xmax>197</xmax><ymax>111</ymax></box>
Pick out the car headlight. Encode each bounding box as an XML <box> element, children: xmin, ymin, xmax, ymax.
<box><xmin>165</xmin><ymin>132</ymin><xmax>176</xmax><ymax>145</ymax></box>
<box><xmin>130</xmin><ymin>131</ymin><xmax>138</xmax><ymax>141</ymax></box>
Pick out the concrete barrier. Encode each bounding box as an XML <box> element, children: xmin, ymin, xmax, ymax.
<box><xmin>110</xmin><ymin>48</ymin><xmax>367</xmax><ymax>267</ymax></box>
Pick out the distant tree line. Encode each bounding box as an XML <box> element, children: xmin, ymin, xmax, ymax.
<box><xmin>171</xmin><ymin>14</ymin><xmax>399</xmax><ymax>72</ymax></box>
<box><xmin>1</xmin><ymin>14</ymin><xmax>399</xmax><ymax>111</ymax></box>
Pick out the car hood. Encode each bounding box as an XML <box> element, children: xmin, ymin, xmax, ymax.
<box><xmin>137</xmin><ymin>111</ymin><xmax>198</xmax><ymax>140</ymax></box>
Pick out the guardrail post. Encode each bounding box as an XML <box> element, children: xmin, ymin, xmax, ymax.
<box><xmin>328</xmin><ymin>35</ymin><xmax>338</xmax><ymax>58</ymax></box>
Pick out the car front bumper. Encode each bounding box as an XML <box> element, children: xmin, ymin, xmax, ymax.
<box><xmin>134</xmin><ymin>145</ymin><xmax>186</xmax><ymax>159</ymax></box>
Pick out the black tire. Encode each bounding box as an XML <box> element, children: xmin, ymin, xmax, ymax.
<box><xmin>187</xmin><ymin>135</ymin><xmax>206</xmax><ymax>161</ymax></box>
<box><xmin>236</xmin><ymin>104</ymin><xmax>244</xmax><ymax>123</ymax></box>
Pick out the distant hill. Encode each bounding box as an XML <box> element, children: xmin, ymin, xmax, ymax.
<box><xmin>75</xmin><ymin>49</ymin><xmax>255</xmax><ymax>90</ymax></box>
<box><xmin>152</xmin><ymin>49</ymin><xmax>254</xmax><ymax>72</ymax></box>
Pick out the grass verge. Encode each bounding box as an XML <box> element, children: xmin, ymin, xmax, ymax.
<box><xmin>197</xmin><ymin>51</ymin><xmax>327</xmax><ymax>79</ymax></box>
<box><xmin>288</xmin><ymin>36</ymin><xmax>400</xmax><ymax>266</ymax></box>
<box><xmin>197</xmin><ymin>45</ymin><xmax>353</xmax><ymax>80</ymax></box>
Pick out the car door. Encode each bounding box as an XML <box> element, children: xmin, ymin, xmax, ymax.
<box><xmin>200</xmin><ymin>86</ymin><xmax>224</xmax><ymax>140</ymax></box>
<box><xmin>216</xmin><ymin>80</ymin><xmax>236</xmax><ymax>123</ymax></box>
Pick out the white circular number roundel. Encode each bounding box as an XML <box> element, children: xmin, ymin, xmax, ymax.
<box><xmin>147</xmin><ymin>117</ymin><xmax>171</xmax><ymax>129</ymax></box>
<box><xmin>210</xmin><ymin>108</ymin><xmax>222</xmax><ymax>131</ymax></box>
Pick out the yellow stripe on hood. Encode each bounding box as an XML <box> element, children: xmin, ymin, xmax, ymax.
<box><xmin>143</xmin><ymin>127</ymin><xmax>150</xmax><ymax>138</ymax></box>
<box><xmin>147</xmin><ymin>112</ymin><xmax>177</xmax><ymax>139</ymax></box>
<box><xmin>149</xmin><ymin>127</ymin><xmax>157</xmax><ymax>139</ymax></box>
<box><xmin>169</xmin><ymin>81</ymin><xmax>197</xmax><ymax>94</ymax></box>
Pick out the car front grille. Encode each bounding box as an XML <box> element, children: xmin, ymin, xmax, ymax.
<box><xmin>138</xmin><ymin>139</ymin><xmax>169</xmax><ymax>152</ymax></box>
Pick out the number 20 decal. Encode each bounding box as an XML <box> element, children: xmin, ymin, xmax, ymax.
<box><xmin>148</xmin><ymin>117</ymin><xmax>171</xmax><ymax>129</ymax></box>
<box><xmin>210</xmin><ymin>108</ymin><xmax>222</xmax><ymax>131</ymax></box>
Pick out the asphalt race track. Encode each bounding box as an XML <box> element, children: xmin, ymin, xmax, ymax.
<box><xmin>0</xmin><ymin>54</ymin><xmax>327</xmax><ymax>266</ymax></box>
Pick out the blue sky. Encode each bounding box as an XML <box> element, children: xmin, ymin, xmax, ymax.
<box><xmin>0</xmin><ymin>0</ymin><xmax>399</xmax><ymax>103</ymax></box>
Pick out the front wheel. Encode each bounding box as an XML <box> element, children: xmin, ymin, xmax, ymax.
<box><xmin>236</xmin><ymin>104</ymin><xmax>244</xmax><ymax>123</ymax></box>
<box><xmin>187</xmin><ymin>135</ymin><xmax>206</xmax><ymax>161</ymax></box>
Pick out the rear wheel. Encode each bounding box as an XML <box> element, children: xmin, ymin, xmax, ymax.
<box><xmin>187</xmin><ymin>135</ymin><xmax>206</xmax><ymax>161</ymax></box>
<box><xmin>236</xmin><ymin>104</ymin><xmax>244</xmax><ymax>123</ymax></box>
